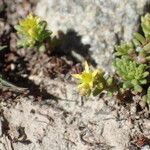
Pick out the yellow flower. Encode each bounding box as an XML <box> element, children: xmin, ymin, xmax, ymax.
<box><xmin>72</xmin><ymin>62</ymin><xmax>104</xmax><ymax>96</ymax></box>
<box><xmin>15</xmin><ymin>13</ymin><xmax>51</xmax><ymax>48</ymax></box>
<box><xmin>19</xmin><ymin>13</ymin><xmax>40</xmax><ymax>39</ymax></box>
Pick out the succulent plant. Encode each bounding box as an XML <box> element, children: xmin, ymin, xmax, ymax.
<box><xmin>113</xmin><ymin>56</ymin><xmax>149</xmax><ymax>92</ymax></box>
<box><xmin>141</xmin><ymin>13</ymin><xmax>150</xmax><ymax>39</ymax></box>
<box><xmin>114</xmin><ymin>42</ymin><xmax>134</xmax><ymax>57</ymax></box>
<box><xmin>72</xmin><ymin>62</ymin><xmax>108</xmax><ymax>96</ymax></box>
<box><xmin>15</xmin><ymin>13</ymin><xmax>52</xmax><ymax>50</ymax></box>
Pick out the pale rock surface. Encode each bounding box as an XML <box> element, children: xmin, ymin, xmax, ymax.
<box><xmin>36</xmin><ymin>0</ymin><xmax>148</xmax><ymax>72</ymax></box>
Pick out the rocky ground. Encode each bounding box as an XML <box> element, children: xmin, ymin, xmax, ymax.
<box><xmin>1</xmin><ymin>0</ymin><xmax>150</xmax><ymax>150</ymax></box>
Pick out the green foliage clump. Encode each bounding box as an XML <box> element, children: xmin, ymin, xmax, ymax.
<box><xmin>15</xmin><ymin>13</ymin><xmax>52</xmax><ymax>51</ymax></box>
<box><xmin>132</xmin><ymin>15</ymin><xmax>150</xmax><ymax>63</ymax></box>
<box><xmin>113</xmin><ymin>13</ymin><xmax>150</xmax><ymax>95</ymax></box>
<box><xmin>114</xmin><ymin>42</ymin><xmax>134</xmax><ymax>56</ymax></box>
<box><xmin>113</xmin><ymin>56</ymin><xmax>149</xmax><ymax>92</ymax></box>
<box><xmin>141</xmin><ymin>13</ymin><xmax>150</xmax><ymax>38</ymax></box>
<box><xmin>133</xmin><ymin>32</ymin><xmax>146</xmax><ymax>48</ymax></box>
<box><xmin>0</xmin><ymin>45</ymin><xmax>7</xmax><ymax>51</ymax></box>
<box><xmin>133</xmin><ymin>32</ymin><xmax>150</xmax><ymax>56</ymax></box>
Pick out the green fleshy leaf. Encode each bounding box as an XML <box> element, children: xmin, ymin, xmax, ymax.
<box><xmin>133</xmin><ymin>32</ymin><xmax>145</xmax><ymax>44</ymax></box>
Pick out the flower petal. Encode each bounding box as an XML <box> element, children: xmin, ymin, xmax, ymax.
<box><xmin>92</xmin><ymin>70</ymin><xmax>99</xmax><ymax>77</ymax></box>
<box><xmin>84</xmin><ymin>61</ymin><xmax>90</xmax><ymax>73</ymax></box>
<box><xmin>72</xmin><ymin>74</ymin><xmax>82</xmax><ymax>79</ymax></box>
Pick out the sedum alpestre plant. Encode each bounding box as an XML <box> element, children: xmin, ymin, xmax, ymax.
<box><xmin>72</xmin><ymin>62</ymin><xmax>113</xmax><ymax>96</ymax></box>
<box><xmin>113</xmin><ymin>56</ymin><xmax>149</xmax><ymax>93</ymax></box>
<box><xmin>112</xmin><ymin>13</ymin><xmax>150</xmax><ymax>94</ymax></box>
<box><xmin>72</xmin><ymin>13</ymin><xmax>150</xmax><ymax>109</ymax></box>
<box><xmin>15</xmin><ymin>13</ymin><xmax>52</xmax><ymax>52</ymax></box>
